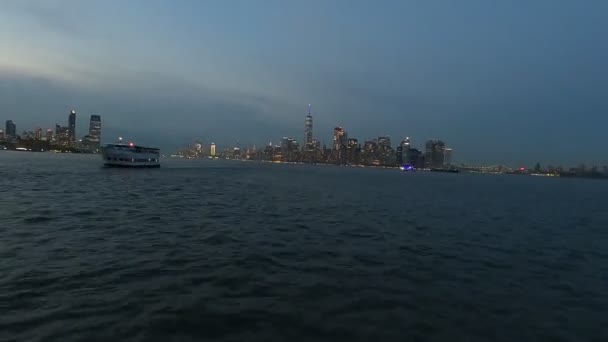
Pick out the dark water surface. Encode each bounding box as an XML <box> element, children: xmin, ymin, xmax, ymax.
<box><xmin>1</xmin><ymin>152</ymin><xmax>607</xmax><ymax>341</ymax></box>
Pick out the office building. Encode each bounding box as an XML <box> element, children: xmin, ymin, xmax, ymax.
<box><xmin>0</xmin><ymin>129</ymin><xmax>4</xmax><ymax>140</ymax></box>
<box><xmin>210</xmin><ymin>143</ymin><xmax>216</xmax><ymax>156</ymax></box>
<box><xmin>347</xmin><ymin>138</ymin><xmax>360</xmax><ymax>164</ymax></box>
<box><xmin>377</xmin><ymin>136</ymin><xmax>391</xmax><ymax>151</ymax></box>
<box><xmin>305</xmin><ymin>104</ymin><xmax>313</xmax><ymax>151</ymax></box>
<box><xmin>443</xmin><ymin>148</ymin><xmax>453</xmax><ymax>167</ymax></box>
<box><xmin>35</xmin><ymin>128</ymin><xmax>42</xmax><ymax>140</ymax></box>
<box><xmin>55</xmin><ymin>124</ymin><xmax>70</xmax><ymax>146</ymax></box>
<box><xmin>5</xmin><ymin>120</ymin><xmax>16</xmax><ymax>140</ymax></box>
<box><xmin>425</xmin><ymin>139</ymin><xmax>446</xmax><ymax>168</ymax></box>
<box><xmin>68</xmin><ymin>110</ymin><xmax>76</xmax><ymax>146</ymax></box>
<box><xmin>88</xmin><ymin>115</ymin><xmax>102</xmax><ymax>148</ymax></box>
<box><xmin>45</xmin><ymin>129</ymin><xmax>53</xmax><ymax>142</ymax></box>
<box><xmin>332</xmin><ymin>127</ymin><xmax>348</xmax><ymax>164</ymax></box>
<box><xmin>400</xmin><ymin>137</ymin><xmax>411</xmax><ymax>165</ymax></box>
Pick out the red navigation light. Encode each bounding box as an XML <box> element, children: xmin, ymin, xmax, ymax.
<box><xmin>129</xmin><ymin>142</ymin><xmax>134</xmax><ymax>147</ymax></box>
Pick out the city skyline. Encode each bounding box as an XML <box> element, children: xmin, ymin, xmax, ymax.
<box><xmin>1</xmin><ymin>1</ymin><xmax>607</xmax><ymax>166</ymax></box>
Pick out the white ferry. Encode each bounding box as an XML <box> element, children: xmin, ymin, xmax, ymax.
<box><xmin>102</xmin><ymin>140</ymin><xmax>160</xmax><ymax>168</ymax></box>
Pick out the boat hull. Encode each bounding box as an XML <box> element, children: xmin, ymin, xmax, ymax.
<box><xmin>103</xmin><ymin>162</ymin><xmax>160</xmax><ymax>168</ymax></box>
<box><xmin>102</xmin><ymin>143</ymin><xmax>160</xmax><ymax>168</ymax></box>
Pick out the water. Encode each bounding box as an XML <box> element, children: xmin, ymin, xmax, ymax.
<box><xmin>1</xmin><ymin>151</ymin><xmax>607</xmax><ymax>342</ymax></box>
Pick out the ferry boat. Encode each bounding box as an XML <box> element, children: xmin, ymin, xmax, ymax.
<box><xmin>102</xmin><ymin>139</ymin><xmax>160</xmax><ymax>168</ymax></box>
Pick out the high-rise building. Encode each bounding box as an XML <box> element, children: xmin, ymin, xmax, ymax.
<box><xmin>347</xmin><ymin>138</ymin><xmax>359</xmax><ymax>164</ymax></box>
<box><xmin>88</xmin><ymin>115</ymin><xmax>101</xmax><ymax>148</ymax></box>
<box><xmin>408</xmin><ymin>148</ymin><xmax>424</xmax><ymax>169</ymax></box>
<box><xmin>5</xmin><ymin>120</ymin><xmax>16</xmax><ymax>140</ymax></box>
<box><xmin>210</xmin><ymin>143</ymin><xmax>216</xmax><ymax>156</ymax></box>
<box><xmin>0</xmin><ymin>129</ymin><xmax>4</xmax><ymax>141</ymax></box>
<box><xmin>332</xmin><ymin>127</ymin><xmax>348</xmax><ymax>164</ymax></box>
<box><xmin>400</xmin><ymin>137</ymin><xmax>411</xmax><ymax>166</ymax></box>
<box><xmin>280</xmin><ymin>137</ymin><xmax>299</xmax><ymax>162</ymax></box>
<box><xmin>443</xmin><ymin>148</ymin><xmax>453</xmax><ymax>167</ymax></box>
<box><xmin>305</xmin><ymin>104</ymin><xmax>313</xmax><ymax>150</ymax></box>
<box><xmin>68</xmin><ymin>110</ymin><xmax>76</xmax><ymax>146</ymax></box>
<box><xmin>425</xmin><ymin>139</ymin><xmax>446</xmax><ymax>168</ymax></box>
<box><xmin>55</xmin><ymin>123</ymin><xmax>70</xmax><ymax>146</ymax></box>
<box><xmin>377</xmin><ymin>136</ymin><xmax>391</xmax><ymax>150</ymax></box>
<box><xmin>35</xmin><ymin>128</ymin><xmax>42</xmax><ymax>140</ymax></box>
<box><xmin>45</xmin><ymin>129</ymin><xmax>53</xmax><ymax>142</ymax></box>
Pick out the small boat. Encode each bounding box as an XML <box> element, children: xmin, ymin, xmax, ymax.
<box><xmin>102</xmin><ymin>139</ymin><xmax>160</xmax><ymax>168</ymax></box>
<box><xmin>400</xmin><ymin>164</ymin><xmax>416</xmax><ymax>172</ymax></box>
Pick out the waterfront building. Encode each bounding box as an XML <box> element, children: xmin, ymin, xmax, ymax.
<box><xmin>305</xmin><ymin>104</ymin><xmax>314</xmax><ymax>151</ymax></box>
<box><xmin>68</xmin><ymin>110</ymin><xmax>76</xmax><ymax>146</ymax></box>
<box><xmin>332</xmin><ymin>127</ymin><xmax>348</xmax><ymax>164</ymax></box>
<box><xmin>425</xmin><ymin>139</ymin><xmax>446</xmax><ymax>168</ymax></box>
<box><xmin>88</xmin><ymin>115</ymin><xmax>102</xmax><ymax>148</ymax></box>
<box><xmin>400</xmin><ymin>137</ymin><xmax>411</xmax><ymax>165</ymax></box>
<box><xmin>45</xmin><ymin>129</ymin><xmax>53</xmax><ymax>142</ymax></box>
<box><xmin>210</xmin><ymin>143</ymin><xmax>216</xmax><ymax>157</ymax></box>
<box><xmin>55</xmin><ymin>124</ymin><xmax>70</xmax><ymax>146</ymax></box>
<box><xmin>377</xmin><ymin>136</ymin><xmax>391</xmax><ymax>151</ymax></box>
<box><xmin>5</xmin><ymin>120</ymin><xmax>16</xmax><ymax>140</ymax></box>
<box><xmin>347</xmin><ymin>138</ymin><xmax>360</xmax><ymax>164</ymax></box>
<box><xmin>444</xmin><ymin>148</ymin><xmax>453</xmax><ymax>167</ymax></box>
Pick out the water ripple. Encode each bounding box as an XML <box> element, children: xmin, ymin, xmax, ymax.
<box><xmin>0</xmin><ymin>153</ymin><xmax>607</xmax><ymax>341</ymax></box>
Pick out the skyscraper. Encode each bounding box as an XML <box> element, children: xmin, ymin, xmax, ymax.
<box><xmin>35</xmin><ymin>128</ymin><xmax>42</xmax><ymax>140</ymax></box>
<box><xmin>332</xmin><ymin>127</ymin><xmax>348</xmax><ymax>164</ymax></box>
<box><xmin>68</xmin><ymin>110</ymin><xmax>76</xmax><ymax>146</ymax></box>
<box><xmin>5</xmin><ymin>120</ymin><xmax>16</xmax><ymax>140</ymax></box>
<box><xmin>377</xmin><ymin>136</ymin><xmax>392</xmax><ymax>150</ymax></box>
<box><xmin>425</xmin><ymin>139</ymin><xmax>446</xmax><ymax>168</ymax></box>
<box><xmin>210</xmin><ymin>143</ymin><xmax>216</xmax><ymax>156</ymax></box>
<box><xmin>443</xmin><ymin>148</ymin><xmax>453</xmax><ymax>167</ymax></box>
<box><xmin>305</xmin><ymin>104</ymin><xmax>313</xmax><ymax>151</ymax></box>
<box><xmin>55</xmin><ymin>123</ymin><xmax>69</xmax><ymax>146</ymax></box>
<box><xmin>400</xmin><ymin>137</ymin><xmax>411</xmax><ymax>165</ymax></box>
<box><xmin>347</xmin><ymin>138</ymin><xmax>359</xmax><ymax>164</ymax></box>
<box><xmin>88</xmin><ymin>115</ymin><xmax>102</xmax><ymax>148</ymax></box>
<box><xmin>0</xmin><ymin>130</ymin><xmax>4</xmax><ymax>141</ymax></box>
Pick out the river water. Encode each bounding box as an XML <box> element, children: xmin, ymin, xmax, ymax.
<box><xmin>1</xmin><ymin>152</ymin><xmax>607</xmax><ymax>341</ymax></box>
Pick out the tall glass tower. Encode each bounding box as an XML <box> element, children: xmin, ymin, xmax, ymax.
<box><xmin>5</xmin><ymin>120</ymin><xmax>16</xmax><ymax>139</ymax></box>
<box><xmin>305</xmin><ymin>104</ymin><xmax>313</xmax><ymax>151</ymax></box>
<box><xmin>68</xmin><ymin>110</ymin><xmax>77</xmax><ymax>146</ymax></box>
<box><xmin>88</xmin><ymin>115</ymin><xmax>102</xmax><ymax>148</ymax></box>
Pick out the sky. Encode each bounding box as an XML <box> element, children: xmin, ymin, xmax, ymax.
<box><xmin>0</xmin><ymin>0</ymin><xmax>607</xmax><ymax>166</ymax></box>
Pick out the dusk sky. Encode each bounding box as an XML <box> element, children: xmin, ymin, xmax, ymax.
<box><xmin>1</xmin><ymin>0</ymin><xmax>607</xmax><ymax>166</ymax></box>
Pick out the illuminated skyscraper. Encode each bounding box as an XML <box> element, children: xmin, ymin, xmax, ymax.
<box><xmin>347</xmin><ymin>138</ymin><xmax>359</xmax><ymax>164</ymax></box>
<box><xmin>210</xmin><ymin>143</ymin><xmax>216</xmax><ymax>156</ymax></box>
<box><xmin>400</xmin><ymin>137</ymin><xmax>411</xmax><ymax>165</ymax></box>
<box><xmin>377</xmin><ymin>136</ymin><xmax>391</xmax><ymax>150</ymax></box>
<box><xmin>305</xmin><ymin>104</ymin><xmax>313</xmax><ymax>151</ymax></box>
<box><xmin>88</xmin><ymin>115</ymin><xmax>102</xmax><ymax>148</ymax></box>
<box><xmin>425</xmin><ymin>139</ymin><xmax>446</xmax><ymax>168</ymax></box>
<box><xmin>68</xmin><ymin>110</ymin><xmax>76</xmax><ymax>146</ymax></box>
<box><xmin>332</xmin><ymin>127</ymin><xmax>348</xmax><ymax>164</ymax></box>
<box><xmin>55</xmin><ymin>123</ymin><xmax>69</xmax><ymax>146</ymax></box>
<box><xmin>5</xmin><ymin>120</ymin><xmax>16</xmax><ymax>140</ymax></box>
